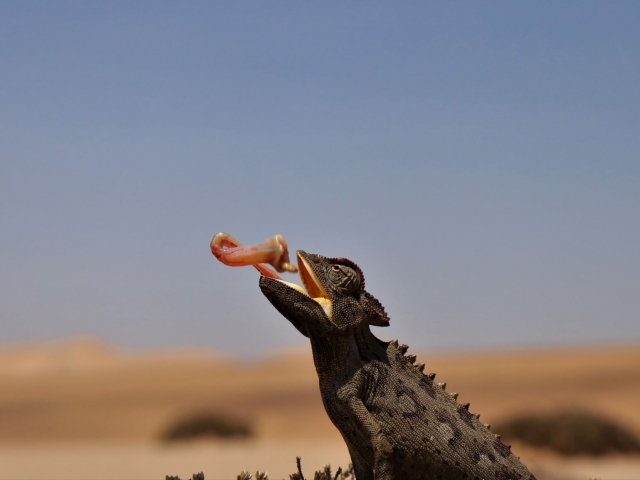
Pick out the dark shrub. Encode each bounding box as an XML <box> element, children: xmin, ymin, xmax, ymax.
<box><xmin>496</xmin><ymin>410</ymin><xmax>640</xmax><ymax>456</ymax></box>
<box><xmin>161</xmin><ymin>413</ymin><xmax>252</xmax><ymax>442</ymax></box>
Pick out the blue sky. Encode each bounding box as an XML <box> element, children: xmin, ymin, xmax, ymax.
<box><xmin>1</xmin><ymin>2</ymin><xmax>639</xmax><ymax>354</ymax></box>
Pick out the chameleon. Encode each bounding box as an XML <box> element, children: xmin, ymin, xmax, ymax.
<box><xmin>211</xmin><ymin>234</ymin><xmax>536</xmax><ymax>480</ymax></box>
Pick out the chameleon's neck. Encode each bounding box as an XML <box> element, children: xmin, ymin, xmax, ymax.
<box><xmin>310</xmin><ymin>327</ymin><xmax>388</xmax><ymax>378</ymax></box>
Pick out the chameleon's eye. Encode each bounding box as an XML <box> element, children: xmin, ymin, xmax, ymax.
<box><xmin>328</xmin><ymin>264</ymin><xmax>361</xmax><ymax>295</ymax></box>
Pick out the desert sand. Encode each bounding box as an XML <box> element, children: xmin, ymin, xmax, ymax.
<box><xmin>0</xmin><ymin>337</ymin><xmax>638</xmax><ymax>479</ymax></box>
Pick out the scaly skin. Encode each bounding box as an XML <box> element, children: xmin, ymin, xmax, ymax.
<box><xmin>259</xmin><ymin>251</ymin><xmax>536</xmax><ymax>480</ymax></box>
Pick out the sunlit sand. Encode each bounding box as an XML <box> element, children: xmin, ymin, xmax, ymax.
<box><xmin>0</xmin><ymin>338</ymin><xmax>638</xmax><ymax>479</ymax></box>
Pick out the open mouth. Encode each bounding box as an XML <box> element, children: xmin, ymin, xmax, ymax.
<box><xmin>275</xmin><ymin>252</ymin><xmax>333</xmax><ymax>319</ymax></box>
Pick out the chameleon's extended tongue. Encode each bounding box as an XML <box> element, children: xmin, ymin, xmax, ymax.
<box><xmin>210</xmin><ymin>232</ymin><xmax>298</xmax><ymax>280</ymax></box>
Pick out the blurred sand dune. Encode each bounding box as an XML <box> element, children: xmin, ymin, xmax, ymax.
<box><xmin>0</xmin><ymin>337</ymin><xmax>639</xmax><ymax>479</ymax></box>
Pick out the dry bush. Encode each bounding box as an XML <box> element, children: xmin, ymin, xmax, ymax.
<box><xmin>167</xmin><ymin>458</ymin><xmax>353</xmax><ymax>480</ymax></box>
<box><xmin>496</xmin><ymin>410</ymin><xmax>640</xmax><ymax>456</ymax></box>
<box><xmin>237</xmin><ymin>472</ymin><xmax>269</xmax><ymax>480</ymax></box>
<box><xmin>161</xmin><ymin>412</ymin><xmax>252</xmax><ymax>442</ymax></box>
<box><xmin>288</xmin><ymin>456</ymin><xmax>353</xmax><ymax>480</ymax></box>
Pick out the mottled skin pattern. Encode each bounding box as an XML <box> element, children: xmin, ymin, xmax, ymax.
<box><xmin>259</xmin><ymin>251</ymin><xmax>536</xmax><ymax>480</ymax></box>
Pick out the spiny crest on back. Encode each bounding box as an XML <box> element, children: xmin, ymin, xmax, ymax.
<box><xmin>388</xmin><ymin>339</ymin><xmax>507</xmax><ymax>449</ymax></box>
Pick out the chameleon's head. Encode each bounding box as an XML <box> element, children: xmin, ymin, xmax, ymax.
<box><xmin>259</xmin><ymin>251</ymin><xmax>390</xmax><ymax>337</ymax></box>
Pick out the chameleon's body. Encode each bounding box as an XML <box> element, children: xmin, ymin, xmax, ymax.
<box><xmin>259</xmin><ymin>251</ymin><xmax>536</xmax><ymax>480</ymax></box>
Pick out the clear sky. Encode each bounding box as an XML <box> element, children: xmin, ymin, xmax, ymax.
<box><xmin>1</xmin><ymin>2</ymin><xmax>639</xmax><ymax>355</ymax></box>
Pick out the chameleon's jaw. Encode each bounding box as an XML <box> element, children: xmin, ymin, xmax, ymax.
<box><xmin>273</xmin><ymin>252</ymin><xmax>332</xmax><ymax>320</ymax></box>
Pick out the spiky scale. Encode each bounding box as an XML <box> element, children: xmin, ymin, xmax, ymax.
<box><xmin>390</xmin><ymin>339</ymin><xmax>399</xmax><ymax>348</ymax></box>
<box><xmin>495</xmin><ymin>434</ymin><xmax>501</xmax><ymax>440</ymax></box>
<box><xmin>484</xmin><ymin>423</ymin><xmax>492</xmax><ymax>430</ymax></box>
<box><xmin>398</xmin><ymin>344</ymin><xmax>409</xmax><ymax>354</ymax></box>
<box><xmin>417</xmin><ymin>363</ymin><xmax>425</xmax><ymax>372</ymax></box>
<box><xmin>407</xmin><ymin>354</ymin><xmax>417</xmax><ymax>364</ymax></box>
<box><xmin>462</xmin><ymin>402</ymin><xmax>470</xmax><ymax>410</ymax></box>
<box><xmin>450</xmin><ymin>392</ymin><xmax>459</xmax><ymax>400</ymax></box>
<box><xmin>474</xmin><ymin>413</ymin><xmax>481</xmax><ymax>420</ymax></box>
<box><xmin>437</xmin><ymin>382</ymin><xmax>447</xmax><ymax>390</ymax></box>
<box><xmin>426</xmin><ymin>373</ymin><xmax>436</xmax><ymax>381</ymax></box>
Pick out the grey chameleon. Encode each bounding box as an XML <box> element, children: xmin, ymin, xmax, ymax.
<box><xmin>259</xmin><ymin>250</ymin><xmax>537</xmax><ymax>480</ymax></box>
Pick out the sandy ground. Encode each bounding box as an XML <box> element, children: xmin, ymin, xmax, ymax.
<box><xmin>2</xmin><ymin>441</ymin><xmax>640</xmax><ymax>480</ymax></box>
<box><xmin>0</xmin><ymin>337</ymin><xmax>639</xmax><ymax>479</ymax></box>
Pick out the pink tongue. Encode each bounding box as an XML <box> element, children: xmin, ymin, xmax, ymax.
<box><xmin>210</xmin><ymin>232</ymin><xmax>297</xmax><ymax>280</ymax></box>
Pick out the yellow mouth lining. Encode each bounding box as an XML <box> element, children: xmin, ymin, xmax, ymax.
<box><xmin>275</xmin><ymin>253</ymin><xmax>332</xmax><ymax>319</ymax></box>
